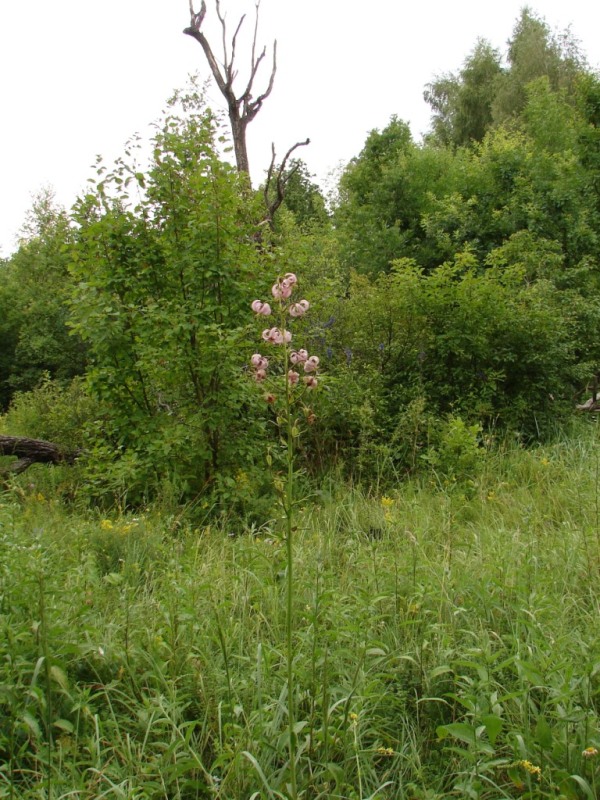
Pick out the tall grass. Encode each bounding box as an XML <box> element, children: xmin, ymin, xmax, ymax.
<box><xmin>1</xmin><ymin>423</ymin><xmax>600</xmax><ymax>798</ymax></box>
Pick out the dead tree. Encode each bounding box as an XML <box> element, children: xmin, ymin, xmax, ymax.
<box><xmin>183</xmin><ymin>0</ymin><xmax>309</xmax><ymax>222</ymax></box>
<box><xmin>576</xmin><ymin>373</ymin><xmax>600</xmax><ymax>412</ymax></box>
<box><xmin>0</xmin><ymin>436</ymin><xmax>81</xmax><ymax>479</ymax></box>
<box><xmin>183</xmin><ymin>0</ymin><xmax>277</xmax><ymax>176</ymax></box>
<box><xmin>263</xmin><ymin>139</ymin><xmax>311</xmax><ymax>224</ymax></box>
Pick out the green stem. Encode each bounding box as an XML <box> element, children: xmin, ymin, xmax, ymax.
<box><xmin>284</xmin><ymin>343</ymin><xmax>298</xmax><ymax>800</ymax></box>
<box><xmin>38</xmin><ymin>572</ymin><xmax>53</xmax><ymax>799</ymax></box>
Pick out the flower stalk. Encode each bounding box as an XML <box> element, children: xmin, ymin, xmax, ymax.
<box><xmin>249</xmin><ymin>273</ymin><xmax>319</xmax><ymax>799</ymax></box>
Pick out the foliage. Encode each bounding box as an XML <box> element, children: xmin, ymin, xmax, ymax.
<box><xmin>277</xmin><ymin>159</ymin><xmax>330</xmax><ymax>229</ymax></box>
<box><xmin>69</xmin><ymin>86</ymin><xmax>270</xmax><ymax>507</ymax></box>
<box><xmin>3</xmin><ymin>427</ymin><xmax>600</xmax><ymax>797</ymax></box>
<box><xmin>0</xmin><ymin>376</ymin><xmax>94</xmax><ymax>450</ymax></box>
<box><xmin>315</xmin><ymin>256</ymin><xmax>596</xmax><ymax>481</ymax></box>
<box><xmin>0</xmin><ymin>267</ymin><xmax>21</xmax><ymax>410</ymax></box>
<box><xmin>335</xmin><ymin>118</ymin><xmax>459</xmax><ymax>275</ymax></box>
<box><xmin>492</xmin><ymin>8</ymin><xmax>585</xmax><ymax>124</ymax></box>
<box><xmin>425</xmin><ymin>9</ymin><xmax>587</xmax><ymax>148</ymax></box>
<box><xmin>336</xmin><ymin>82</ymin><xmax>600</xmax><ymax>277</ymax></box>
<box><xmin>0</xmin><ymin>191</ymin><xmax>87</xmax><ymax>410</ymax></box>
<box><xmin>424</xmin><ymin>39</ymin><xmax>503</xmax><ymax>148</ymax></box>
<box><xmin>4</xmin><ymin>7</ymin><xmax>600</xmax><ymax>513</ymax></box>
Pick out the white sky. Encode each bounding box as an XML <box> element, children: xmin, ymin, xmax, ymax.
<box><xmin>1</xmin><ymin>0</ymin><xmax>599</xmax><ymax>256</ymax></box>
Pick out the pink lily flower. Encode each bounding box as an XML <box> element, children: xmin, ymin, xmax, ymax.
<box><xmin>251</xmin><ymin>300</ymin><xmax>272</xmax><ymax>315</ymax></box>
<box><xmin>289</xmin><ymin>299</ymin><xmax>310</xmax><ymax>318</ymax></box>
<box><xmin>272</xmin><ymin>282</ymin><xmax>292</xmax><ymax>300</ymax></box>
<box><xmin>262</xmin><ymin>327</ymin><xmax>292</xmax><ymax>345</ymax></box>
<box><xmin>303</xmin><ymin>355</ymin><xmax>320</xmax><ymax>373</ymax></box>
<box><xmin>251</xmin><ymin>354</ymin><xmax>269</xmax><ymax>370</ymax></box>
<box><xmin>290</xmin><ymin>349</ymin><xmax>308</xmax><ymax>365</ymax></box>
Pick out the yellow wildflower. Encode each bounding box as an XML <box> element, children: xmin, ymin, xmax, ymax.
<box><xmin>236</xmin><ymin>469</ymin><xmax>249</xmax><ymax>487</ymax></box>
<box><xmin>516</xmin><ymin>760</ymin><xmax>542</xmax><ymax>779</ymax></box>
<box><xmin>100</xmin><ymin>519</ymin><xmax>114</xmax><ymax>531</ymax></box>
<box><xmin>582</xmin><ymin>746</ymin><xmax>598</xmax><ymax>758</ymax></box>
<box><xmin>380</xmin><ymin>496</ymin><xmax>394</xmax><ymax>508</ymax></box>
<box><xmin>376</xmin><ymin>746</ymin><xmax>395</xmax><ymax>757</ymax></box>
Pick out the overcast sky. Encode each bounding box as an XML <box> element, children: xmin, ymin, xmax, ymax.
<box><xmin>1</xmin><ymin>0</ymin><xmax>599</xmax><ymax>256</ymax></box>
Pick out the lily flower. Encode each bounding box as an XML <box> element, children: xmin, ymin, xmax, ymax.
<box><xmin>251</xmin><ymin>300</ymin><xmax>272</xmax><ymax>315</ymax></box>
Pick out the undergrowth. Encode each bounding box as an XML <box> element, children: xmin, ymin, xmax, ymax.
<box><xmin>1</xmin><ymin>424</ymin><xmax>600</xmax><ymax>798</ymax></box>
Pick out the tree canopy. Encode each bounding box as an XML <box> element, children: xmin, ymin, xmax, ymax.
<box><xmin>3</xmin><ymin>6</ymin><xmax>600</xmax><ymax>499</ymax></box>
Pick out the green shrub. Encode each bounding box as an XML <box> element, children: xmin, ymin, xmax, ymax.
<box><xmin>0</xmin><ymin>375</ymin><xmax>94</xmax><ymax>449</ymax></box>
<box><xmin>422</xmin><ymin>415</ymin><xmax>484</xmax><ymax>486</ymax></box>
<box><xmin>320</xmin><ymin>255</ymin><xmax>587</xmax><ymax>483</ymax></box>
<box><xmin>69</xmin><ymin>87</ymin><xmax>270</xmax><ymax>508</ymax></box>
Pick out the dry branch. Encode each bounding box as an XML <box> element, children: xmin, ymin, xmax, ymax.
<box><xmin>263</xmin><ymin>138</ymin><xmax>311</xmax><ymax>224</ymax></box>
<box><xmin>184</xmin><ymin>0</ymin><xmax>277</xmax><ymax>175</ymax></box>
<box><xmin>0</xmin><ymin>436</ymin><xmax>81</xmax><ymax>478</ymax></box>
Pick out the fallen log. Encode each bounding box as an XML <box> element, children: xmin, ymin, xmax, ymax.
<box><xmin>576</xmin><ymin>397</ymin><xmax>600</xmax><ymax>412</ymax></box>
<box><xmin>0</xmin><ymin>436</ymin><xmax>81</xmax><ymax>477</ymax></box>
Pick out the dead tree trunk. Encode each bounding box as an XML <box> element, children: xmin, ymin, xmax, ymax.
<box><xmin>183</xmin><ymin>0</ymin><xmax>277</xmax><ymax>177</ymax></box>
<box><xmin>263</xmin><ymin>139</ymin><xmax>311</xmax><ymax>224</ymax></box>
<box><xmin>183</xmin><ymin>0</ymin><xmax>310</xmax><ymax>226</ymax></box>
<box><xmin>0</xmin><ymin>436</ymin><xmax>81</xmax><ymax>478</ymax></box>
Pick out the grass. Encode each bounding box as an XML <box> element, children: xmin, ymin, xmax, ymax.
<box><xmin>2</xmin><ymin>424</ymin><xmax>600</xmax><ymax>798</ymax></box>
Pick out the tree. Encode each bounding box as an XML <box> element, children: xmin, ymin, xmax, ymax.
<box><xmin>183</xmin><ymin>0</ymin><xmax>276</xmax><ymax>176</ymax></box>
<box><xmin>492</xmin><ymin>8</ymin><xmax>585</xmax><ymax>124</ymax></box>
<box><xmin>424</xmin><ymin>10</ymin><xmax>587</xmax><ymax>146</ymax></box>
<box><xmin>424</xmin><ymin>40</ymin><xmax>504</xmax><ymax>148</ymax></box>
<box><xmin>335</xmin><ymin>117</ymin><xmax>459</xmax><ymax>273</ymax></box>
<box><xmin>266</xmin><ymin>159</ymin><xmax>329</xmax><ymax>229</ymax></box>
<box><xmin>183</xmin><ymin>0</ymin><xmax>309</xmax><ymax>227</ymax></box>
<box><xmin>0</xmin><ymin>266</ymin><xmax>20</xmax><ymax>410</ymax></box>
<box><xmin>69</xmin><ymin>90</ymin><xmax>269</xmax><ymax>504</ymax></box>
<box><xmin>0</xmin><ymin>190</ymin><xmax>87</xmax><ymax>410</ymax></box>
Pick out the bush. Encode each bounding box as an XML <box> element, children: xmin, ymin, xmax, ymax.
<box><xmin>0</xmin><ymin>375</ymin><xmax>94</xmax><ymax>449</ymax></box>
<box><xmin>69</xmin><ymin>87</ymin><xmax>270</xmax><ymax>508</ymax></box>
<box><xmin>316</xmin><ymin>253</ymin><xmax>589</xmax><ymax>479</ymax></box>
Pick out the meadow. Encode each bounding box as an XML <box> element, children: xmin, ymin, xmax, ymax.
<box><xmin>2</xmin><ymin>423</ymin><xmax>600</xmax><ymax>799</ymax></box>
<box><xmin>4</xmin><ymin>7</ymin><xmax>600</xmax><ymax>799</ymax></box>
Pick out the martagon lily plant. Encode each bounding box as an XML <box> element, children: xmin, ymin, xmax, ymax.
<box><xmin>249</xmin><ymin>272</ymin><xmax>319</xmax><ymax>799</ymax></box>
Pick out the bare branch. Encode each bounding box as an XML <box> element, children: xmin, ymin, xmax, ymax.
<box><xmin>3</xmin><ymin>458</ymin><xmax>35</xmax><ymax>477</ymax></box>
<box><xmin>0</xmin><ymin>435</ymin><xmax>81</xmax><ymax>479</ymax></box>
<box><xmin>188</xmin><ymin>0</ymin><xmax>206</xmax><ymax>30</ymax></box>
<box><xmin>251</xmin><ymin>1</ymin><xmax>260</xmax><ymax>78</ymax></box>
<box><xmin>577</xmin><ymin>397</ymin><xmax>600</xmax><ymax>412</ymax></box>
<box><xmin>263</xmin><ymin>138</ymin><xmax>311</xmax><ymax>225</ymax></box>
<box><xmin>263</xmin><ymin>142</ymin><xmax>277</xmax><ymax>210</ymax></box>
<box><xmin>243</xmin><ymin>41</ymin><xmax>276</xmax><ymax>122</ymax></box>
<box><xmin>215</xmin><ymin>1</ymin><xmax>230</xmax><ymax>81</ymax></box>
<box><xmin>229</xmin><ymin>15</ymin><xmax>246</xmax><ymax>85</ymax></box>
<box><xmin>184</xmin><ymin>0</ymin><xmax>278</xmax><ymax>176</ymax></box>
<box><xmin>184</xmin><ymin>6</ymin><xmax>229</xmax><ymax>98</ymax></box>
